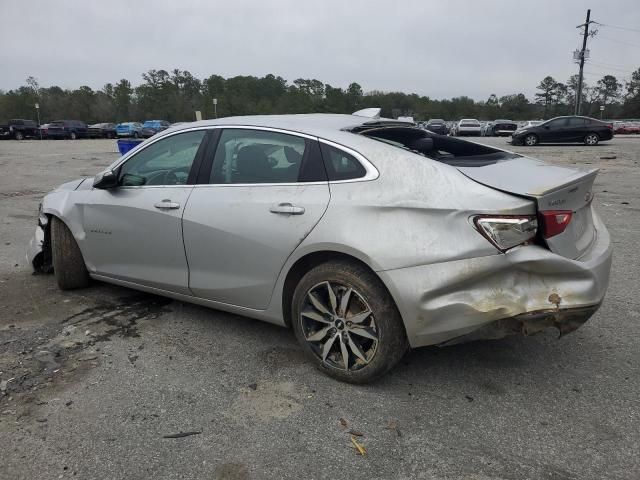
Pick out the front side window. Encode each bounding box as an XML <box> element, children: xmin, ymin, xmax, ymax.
<box><xmin>118</xmin><ymin>130</ymin><xmax>206</xmax><ymax>186</ymax></box>
<box><xmin>210</xmin><ymin>129</ymin><xmax>311</xmax><ymax>184</ymax></box>
<box><xmin>546</xmin><ymin>118</ymin><xmax>567</xmax><ymax>129</ymax></box>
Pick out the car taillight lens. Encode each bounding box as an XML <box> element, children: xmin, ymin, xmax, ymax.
<box><xmin>473</xmin><ymin>215</ymin><xmax>538</xmax><ymax>251</ymax></box>
<box><xmin>538</xmin><ymin>210</ymin><xmax>573</xmax><ymax>239</ymax></box>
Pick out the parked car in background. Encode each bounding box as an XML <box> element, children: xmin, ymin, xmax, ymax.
<box><xmin>27</xmin><ymin>110</ymin><xmax>612</xmax><ymax>383</ymax></box>
<box><xmin>454</xmin><ymin>119</ymin><xmax>482</xmax><ymax>136</ymax></box>
<box><xmin>46</xmin><ymin>120</ymin><xmax>88</xmax><ymax>140</ymax></box>
<box><xmin>614</xmin><ymin>122</ymin><xmax>640</xmax><ymax>134</ymax></box>
<box><xmin>521</xmin><ymin>120</ymin><xmax>543</xmax><ymax>129</ymax></box>
<box><xmin>481</xmin><ymin>122</ymin><xmax>494</xmax><ymax>136</ymax></box>
<box><xmin>116</xmin><ymin>122</ymin><xmax>143</xmax><ymax>138</ymax></box>
<box><xmin>488</xmin><ymin>119</ymin><xmax>518</xmax><ymax>137</ymax></box>
<box><xmin>38</xmin><ymin>123</ymin><xmax>50</xmax><ymax>139</ymax></box>
<box><xmin>88</xmin><ymin>123</ymin><xmax>117</xmax><ymax>139</ymax></box>
<box><xmin>0</xmin><ymin>119</ymin><xmax>40</xmax><ymax>140</ymax></box>
<box><xmin>141</xmin><ymin>120</ymin><xmax>171</xmax><ymax>138</ymax></box>
<box><xmin>425</xmin><ymin>119</ymin><xmax>449</xmax><ymax>135</ymax></box>
<box><xmin>511</xmin><ymin>116</ymin><xmax>613</xmax><ymax>146</ymax></box>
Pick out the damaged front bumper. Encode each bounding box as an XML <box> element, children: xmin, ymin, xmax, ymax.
<box><xmin>26</xmin><ymin>210</ymin><xmax>48</xmax><ymax>270</ymax></box>
<box><xmin>379</xmin><ymin>212</ymin><xmax>612</xmax><ymax>348</ymax></box>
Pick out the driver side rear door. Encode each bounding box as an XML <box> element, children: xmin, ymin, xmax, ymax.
<box><xmin>79</xmin><ymin>129</ymin><xmax>209</xmax><ymax>294</ymax></box>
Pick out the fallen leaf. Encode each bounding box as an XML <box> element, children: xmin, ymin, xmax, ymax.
<box><xmin>163</xmin><ymin>431</ymin><xmax>202</xmax><ymax>439</ymax></box>
<box><xmin>350</xmin><ymin>436</ymin><xmax>366</xmax><ymax>456</ymax></box>
<box><xmin>347</xmin><ymin>429</ymin><xmax>363</xmax><ymax>437</ymax></box>
<box><xmin>339</xmin><ymin>417</ymin><xmax>347</xmax><ymax>427</ymax></box>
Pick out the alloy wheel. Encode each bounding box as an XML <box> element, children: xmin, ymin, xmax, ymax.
<box><xmin>300</xmin><ymin>281</ymin><xmax>379</xmax><ymax>372</ymax></box>
<box><xmin>585</xmin><ymin>134</ymin><xmax>598</xmax><ymax>145</ymax></box>
<box><xmin>524</xmin><ymin>134</ymin><xmax>538</xmax><ymax>146</ymax></box>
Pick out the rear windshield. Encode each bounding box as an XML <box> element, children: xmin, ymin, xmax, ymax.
<box><xmin>356</xmin><ymin>126</ymin><xmax>520</xmax><ymax>167</ymax></box>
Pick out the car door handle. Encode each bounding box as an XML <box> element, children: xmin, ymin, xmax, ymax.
<box><xmin>269</xmin><ymin>203</ymin><xmax>305</xmax><ymax>215</ymax></box>
<box><xmin>154</xmin><ymin>200</ymin><xmax>181</xmax><ymax>210</ymax></box>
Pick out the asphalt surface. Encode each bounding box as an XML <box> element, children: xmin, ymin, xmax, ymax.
<box><xmin>0</xmin><ymin>135</ymin><xmax>638</xmax><ymax>480</ymax></box>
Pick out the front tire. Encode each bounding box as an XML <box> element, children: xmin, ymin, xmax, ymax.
<box><xmin>584</xmin><ymin>133</ymin><xmax>599</xmax><ymax>146</ymax></box>
<box><xmin>69</xmin><ymin>131</ymin><xmax>77</xmax><ymax>140</ymax></box>
<box><xmin>51</xmin><ymin>217</ymin><xmax>90</xmax><ymax>290</ymax></box>
<box><xmin>524</xmin><ymin>133</ymin><xmax>539</xmax><ymax>146</ymax></box>
<box><xmin>291</xmin><ymin>260</ymin><xmax>408</xmax><ymax>383</ymax></box>
<box><xmin>14</xmin><ymin>131</ymin><xmax>24</xmax><ymax>140</ymax></box>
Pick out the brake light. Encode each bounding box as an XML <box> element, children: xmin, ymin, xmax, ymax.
<box><xmin>539</xmin><ymin>210</ymin><xmax>573</xmax><ymax>238</ymax></box>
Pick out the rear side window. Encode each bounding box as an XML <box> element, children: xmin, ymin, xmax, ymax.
<box><xmin>319</xmin><ymin>143</ymin><xmax>366</xmax><ymax>181</ymax></box>
<box><xmin>210</xmin><ymin>129</ymin><xmax>312</xmax><ymax>184</ymax></box>
<box><xmin>568</xmin><ymin>118</ymin><xmax>588</xmax><ymax>127</ymax></box>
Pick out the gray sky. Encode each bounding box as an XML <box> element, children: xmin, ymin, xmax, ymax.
<box><xmin>1</xmin><ymin>0</ymin><xmax>639</xmax><ymax>100</ymax></box>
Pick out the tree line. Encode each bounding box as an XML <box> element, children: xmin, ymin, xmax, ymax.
<box><xmin>1</xmin><ymin>67</ymin><xmax>639</xmax><ymax>125</ymax></box>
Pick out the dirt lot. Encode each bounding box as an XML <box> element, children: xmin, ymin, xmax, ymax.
<box><xmin>0</xmin><ymin>136</ymin><xmax>639</xmax><ymax>479</ymax></box>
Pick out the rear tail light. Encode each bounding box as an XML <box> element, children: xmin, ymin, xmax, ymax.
<box><xmin>473</xmin><ymin>215</ymin><xmax>538</xmax><ymax>251</ymax></box>
<box><xmin>538</xmin><ymin>210</ymin><xmax>573</xmax><ymax>239</ymax></box>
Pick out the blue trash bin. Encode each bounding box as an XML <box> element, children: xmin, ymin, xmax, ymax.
<box><xmin>117</xmin><ymin>139</ymin><xmax>143</xmax><ymax>156</ymax></box>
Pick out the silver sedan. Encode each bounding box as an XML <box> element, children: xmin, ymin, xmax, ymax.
<box><xmin>27</xmin><ymin>110</ymin><xmax>612</xmax><ymax>383</ymax></box>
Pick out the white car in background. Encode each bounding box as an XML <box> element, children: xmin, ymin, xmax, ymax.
<box><xmin>455</xmin><ymin>119</ymin><xmax>482</xmax><ymax>136</ymax></box>
<box><xmin>521</xmin><ymin>120</ymin><xmax>544</xmax><ymax>129</ymax></box>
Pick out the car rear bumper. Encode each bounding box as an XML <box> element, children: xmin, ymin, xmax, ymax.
<box><xmin>379</xmin><ymin>211</ymin><xmax>612</xmax><ymax>348</ymax></box>
<box><xmin>457</xmin><ymin>129</ymin><xmax>482</xmax><ymax>136</ymax></box>
<box><xmin>47</xmin><ymin>130</ymin><xmax>68</xmax><ymax>137</ymax></box>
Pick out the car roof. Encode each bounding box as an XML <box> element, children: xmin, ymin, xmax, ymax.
<box><xmin>162</xmin><ymin>113</ymin><xmax>412</xmax><ymax>140</ymax></box>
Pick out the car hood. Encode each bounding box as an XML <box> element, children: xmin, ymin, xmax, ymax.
<box><xmin>54</xmin><ymin>178</ymin><xmax>89</xmax><ymax>192</ymax></box>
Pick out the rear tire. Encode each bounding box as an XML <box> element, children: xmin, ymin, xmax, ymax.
<box><xmin>291</xmin><ymin>260</ymin><xmax>409</xmax><ymax>383</ymax></box>
<box><xmin>524</xmin><ymin>133</ymin><xmax>539</xmax><ymax>146</ymax></box>
<box><xmin>69</xmin><ymin>131</ymin><xmax>77</xmax><ymax>140</ymax></box>
<box><xmin>51</xmin><ymin>217</ymin><xmax>90</xmax><ymax>290</ymax></box>
<box><xmin>584</xmin><ymin>132</ymin><xmax>599</xmax><ymax>146</ymax></box>
<box><xmin>14</xmin><ymin>131</ymin><xmax>24</xmax><ymax>140</ymax></box>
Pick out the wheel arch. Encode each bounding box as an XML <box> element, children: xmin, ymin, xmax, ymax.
<box><xmin>280</xmin><ymin>249</ymin><xmax>403</xmax><ymax>330</ymax></box>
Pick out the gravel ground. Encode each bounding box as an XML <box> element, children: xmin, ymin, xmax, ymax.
<box><xmin>0</xmin><ymin>136</ymin><xmax>638</xmax><ymax>480</ymax></box>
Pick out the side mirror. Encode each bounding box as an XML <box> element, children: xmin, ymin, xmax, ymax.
<box><xmin>93</xmin><ymin>170</ymin><xmax>119</xmax><ymax>189</ymax></box>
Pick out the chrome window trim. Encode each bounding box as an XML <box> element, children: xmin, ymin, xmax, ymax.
<box><xmin>108</xmin><ymin>124</ymin><xmax>378</xmax><ymax>187</ymax></box>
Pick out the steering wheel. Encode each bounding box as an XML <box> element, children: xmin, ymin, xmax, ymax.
<box><xmin>145</xmin><ymin>170</ymin><xmax>180</xmax><ymax>186</ymax></box>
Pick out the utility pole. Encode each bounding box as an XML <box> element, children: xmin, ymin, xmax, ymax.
<box><xmin>575</xmin><ymin>9</ymin><xmax>595</xmax><ymax>115</ymax></box>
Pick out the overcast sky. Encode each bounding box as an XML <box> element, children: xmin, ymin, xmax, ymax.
<box><xmin>1</xmin><ymin>0</ymin><xmax>639</xmax><ymax>100</ymax></box>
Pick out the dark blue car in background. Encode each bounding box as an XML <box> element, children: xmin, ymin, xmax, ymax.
<box><xmin>141</xmin><ymin>120</ymin><xmax>171</xmax><ymax>138</ymax></box>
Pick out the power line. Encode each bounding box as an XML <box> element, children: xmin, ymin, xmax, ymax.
<box><xmin>598</xmin><ymin>35</ymin><xmax>640</xmax><ymax>48</ymax></box>
<box><xmin>587</xmin><ymin>62</ymin><xmax>636</xmax><ymax>74</ymax></box>
<box><xmin>594</xmin><ymin>22</ymin><xmax>640</xmax><ymax>34</ymax></box>
<box><xmin>589</xmin><ymin>59</ymin><xmax>639</xmax><ymax>69</ymax></box>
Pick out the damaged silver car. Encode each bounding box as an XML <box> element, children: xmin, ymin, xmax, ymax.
<box><xmin>27</xmin><ymin>109</ymin><xmax>612</xmax><ymax>383</ymax></box>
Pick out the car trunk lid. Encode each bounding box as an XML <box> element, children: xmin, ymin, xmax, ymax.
<box><xmin>457</xmin><ymin>157</ymin><xmax>598</xmax><ymax>259</ymax></box>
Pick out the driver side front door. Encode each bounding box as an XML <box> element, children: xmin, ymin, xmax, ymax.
<box><xmin>79</xmin><ymin>129</ymin><xmax>209</xmax><ymax>294</ymax></box>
